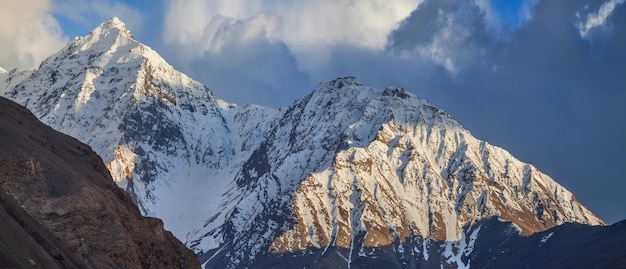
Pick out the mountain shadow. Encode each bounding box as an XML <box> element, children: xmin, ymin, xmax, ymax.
<box><xmin>203</xmin><ymin>217</ymin><xmax>626</xmax><ymax>269</ymax></box>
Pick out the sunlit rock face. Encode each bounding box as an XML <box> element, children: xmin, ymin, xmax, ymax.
<box><xmin>197</xmin><ymin>77</ymin><xmax>602</xmax><ymax>268</ymax></box>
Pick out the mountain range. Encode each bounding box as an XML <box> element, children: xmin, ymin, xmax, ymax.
<box><xmin>0</xmin><ymin>96</ymin><xmax>199</xmax><ymax>268</ymax></box>
<box><xmin>1</xmin><ymin>17</ymin><xmax>624</xmax><ymax>268</ymax></box>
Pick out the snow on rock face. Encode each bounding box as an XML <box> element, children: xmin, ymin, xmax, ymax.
<box><xmin>2</xmin><ymin>18</ymin><xmax>606</xmax><ymax>269</ymax></box>
<box><xmin>5</xmin><ymin>17</ymin><xmax>145</xmax><ymax>158</ymax></box>
<box><xmin>0</xmin><ymin>68</ymin><xmax>32</xmax><ymax>96</ymax></box>
<box><xmin>2</xmin><ymin>17</ymin><xmax>280</xmax><ymax>240</ymax></box>
<box><xmin>196</xmin><ymin>77</ymin><xmax>604</xmax><ymax>267</ymax></box>
<box><xmin>274</xmin><ymin>79</ymin><xmax>597</xmax><ymax>244</ymax></box>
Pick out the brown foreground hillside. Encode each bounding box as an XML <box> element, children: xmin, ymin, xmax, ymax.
<box><xmin>0</xmin><ymin>96</ymin><xmax>200</xmax><ymax>269</ymax></box>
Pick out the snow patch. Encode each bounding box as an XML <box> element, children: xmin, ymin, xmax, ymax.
<box><xmin>540</xmin><ymin>232</ymin><xmax>554</xmax><ymax>244</ymax></box>
<box><xmin>441</xmin><ymin>226</ymin><xmax>480</xmax><ymax>269</ymax></box>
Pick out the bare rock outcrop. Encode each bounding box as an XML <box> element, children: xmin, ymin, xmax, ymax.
<box><xmin>0</xmin><ymin>96</ymin><xmax>200</xmax><ymax>268</ymax></box>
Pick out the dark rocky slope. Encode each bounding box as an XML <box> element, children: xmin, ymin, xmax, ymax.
<box><xmin>470</xmin><ymin>218</ymin><xmax>626</xmax><ymax>269</ymax></box>
<box><xmin>220</xmin><ymin>217</ymin><xmax>626</xmax><ymax>269</ymax></box>
<box><xmin>0</xmin><ymin>96</ymin><xmax>200</xmax><ymax>268</ymax></box>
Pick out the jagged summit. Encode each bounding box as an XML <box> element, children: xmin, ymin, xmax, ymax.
<box><xmin>92</xmin><ymin>16</ymin><xmax>134</xmax><ymax>39</ymax></box>
<box><xmin>104</xmin><ymin>16</ymin><xmax>128</xmax><ymax>30</ymax></box>
<box><xmin>52</xmin><ymin>17</ymin><xmax>139</xmax><ymax>64</ymax></box>
<box><xmin>6</xmin><ymin>16</ymin><xmax>223</xmax><ymax>163</ymax></box>
<box><xmin>327</xmin><ymin>76</ymin><xmax>362</xmax><ymax>87</ymax></box>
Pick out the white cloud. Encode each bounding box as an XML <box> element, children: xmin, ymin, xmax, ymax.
<box><xmin>163</xmin><ymin>0</ymin><xmax>422</xmax><ymax>71</ymax></box>
<box><xmin>165</xmin><ymin>12</ymin><xmax>280</xmax><ymax>60</ymax></box>
<box><xmin>577</xmin><ymin>0</ymin><xmax>625</xmax><ymax>38</ymax></box>
<box><xmin>0</xmin><ymin>0</ymin><xmax>68</xmax><ymax>69</ymax></box>
<box><xmin>164</xmin><ymin>0</ymin><xmax>549</xmax><ymax>88</ymax></box>
<box><xmin>416</xmin><ymin>11</ymin><xmax>470</xmax><ymax>74</ymax></box>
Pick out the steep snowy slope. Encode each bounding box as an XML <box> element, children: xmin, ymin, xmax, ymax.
<box><xmin>195</xmin><ymin>77</ymin><xmax>604</xmax><ymax>268</ymax></box>
<box><xmin>3</xmin><ymin>18</ymin><xmax>607</xmax><ymax>269</ymax></box>
<box><xmin>0</xmin><ymin>68</ymin><xmax>32</xmax><ymax>96</ymax></box>
<box><xmin>3</xmin><ymin>17</ymin><xmax>281</xmax><ymax>239</ymax></box>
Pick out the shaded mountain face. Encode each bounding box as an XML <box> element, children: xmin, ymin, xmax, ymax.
<box><xmin>226</xmin><ymin>217</ymin><xmax>626</xmax><ymax>269</ymax></box>
<box><xmin>1</xmin><ymin>18</ymin><xmax>614</xmax><ymax>268</ymax></box>
<box><xmin>0</xmin><ymin>96</ymin><xmax>200</xmax><ymax>268</ymax></box>
<box><xmin>468</xmin><ymin>219</ymin><xmax>626</xmax><ymax>269</ymax></box>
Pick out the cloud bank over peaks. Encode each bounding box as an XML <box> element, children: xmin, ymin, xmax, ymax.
<box><xmin>159</xmin><ymin>0</ymin><xmax>625</xmax><ymax>109</ymax></box>
<box><xmin>163</xmin><ymin>0</ymin><xmax>421</xmax><ymax>52</ymax></box>
<box><xmin>164</xmin><ymin>11</ymin><xmax>281</xmax><ymax>60</ymax></box>
<box><xmin>162</xmin><ymin>0</ymin><xmax>421</xmax><ymax>67</ymax></box>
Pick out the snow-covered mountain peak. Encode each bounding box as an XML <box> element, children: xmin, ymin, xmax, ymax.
<box><xmin>94</xmin><ymin>16</ymin><xmax>133</xmax><ymax>39</ymax></box>
<box><xmin>5</xmin><ymin>17</ymin><xmax>211</xmax><ymax>164</ymax></box>
<box><xmin>303</xmin><ymin>77</ymin><xmax>463</xmax><ymax>139</ymax></box>
<box><xmin>2</xmin><ymin>17</ymin><xmax>277</xmax><ymax>236</ymax></box>
<box><xmin>328</xmin><ymin>76</ymin><xmax>363</xmax><ymax>87</ymax></box>
<box><xmin>62</xmin><ymin>17</ymin><xmax>137</xmax><ymax>61</ymax></box>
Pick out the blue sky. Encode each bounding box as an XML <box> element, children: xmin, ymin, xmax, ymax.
<box><xmin>1</xmin><ymin>0</ymin><xmax>624</xmax><ymax>224</ymax></box>
<box><xmin>490</xmin><ymin>0</ymin><xmax>533</xmax><ymax>27</ymax></box>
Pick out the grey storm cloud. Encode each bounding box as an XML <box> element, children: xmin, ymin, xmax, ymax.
<box><xmin>386</xmin><ymin>0</ymin><xmax>497</xmax><ymax>74</ymax></box>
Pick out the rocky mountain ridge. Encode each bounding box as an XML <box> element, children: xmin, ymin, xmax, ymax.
<box><xmin>0</xmin><ymin>96</ymin><xmax>200</xmax><ymax>268</ymax></box>
<box><xmin>1</xmin><ymin>18</ymin><xmax>613</xmax><ymax>268</ymax></box>
<box><xmin>194</xmin><ymin>76</ymin><xmax>605</xmax><ymax>268</ymax></box>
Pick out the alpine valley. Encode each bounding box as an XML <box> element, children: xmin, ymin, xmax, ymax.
<box><xmin>1</xmin><ymin>18</ymin><xmax>624</xmax><ymax>269</ymax></box>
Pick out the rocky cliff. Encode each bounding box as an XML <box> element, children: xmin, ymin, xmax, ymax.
<box><xmin>0</xmin><ymin>96</ymin><xmax>200</xmax><ymax>268</ymax></box>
